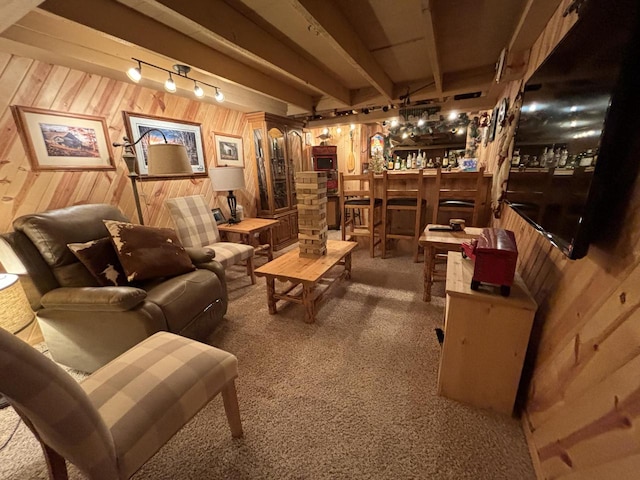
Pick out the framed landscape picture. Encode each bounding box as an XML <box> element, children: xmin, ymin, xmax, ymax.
<box><xmin>214</xmin><ymin>133</ymin><xmax>244</xmax><ymax>167</ymax></box>
<box><xmin>12</xmin><ymin>106</ymin><xmax>115</xmax><ymax>171</ymax></box>
<box><xmin>123</xmin><ymin>112</ymin><xmax>206</xmax><ymax>176</ymax></box>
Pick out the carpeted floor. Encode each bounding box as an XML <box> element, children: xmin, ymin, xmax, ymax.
<box><xmin>0</xmin><ymin>235</ymin><xmax>535</xmax><ymax>479</ymax></box>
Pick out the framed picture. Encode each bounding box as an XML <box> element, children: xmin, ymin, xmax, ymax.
<box><xmin>211</xmin><ymin>207</ymin><xmax>226</xmax><ymax>225</ymax></box>
<box><xmin>214</xmin><ymin>133</ymin><xmax>244</xmax><ymax>167</ymax></box>
<box><xmin>370</xmin><ymin>132</ymin><xmax>384</xmax><ymax>158</ymax></box>
<box><xmin>123</xmin><ymin>112</ymin><xmax>206</xmax><ymax>176</ymax></box>
<box><xmin>12</xmin><ymin>106</ymin><xmax>115</xmax><ymax>171</ymax></box>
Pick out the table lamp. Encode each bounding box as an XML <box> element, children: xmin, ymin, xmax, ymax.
<box><xmin>114</xmin><ymin>129</ymin><xmax>192</xmax><ymax>224</ymax></box>
<box><xmin>209</xmin><ymin>166</ymin><xmax>246</xmax><ymax>224</ymax></box>
<box><xmin>0</xmin><ymin>273</ymin><xmax>35</xmax><ymax>409</ymax></box>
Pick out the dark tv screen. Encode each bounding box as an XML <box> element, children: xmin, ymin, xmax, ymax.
<box><xmin>507</xmin><ymin>0</ymin><xmax>640</xmax><ymax>259</ymax></box>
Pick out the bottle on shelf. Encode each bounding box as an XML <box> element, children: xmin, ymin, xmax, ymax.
<box><xmin>579</xmin><ymin>149</ymin><xmax>594</xmax><ymax>167</ymax></box>
<box><xmin>394</xmin><ymin>156</ymin><xmax>401</xmax><ymax>170</ymax></box>
<box><xmin>435</xmin><ymin>156</ymin><xmax>441</xmax><ymax>168</ymax></box>
<box><xmin>559</xmin><ymin>148</ymin><xmax>568</xmax><ymax>168</ymax></box>
<box><xmin>511</xmin><ymin>149</ymin><xmax>521</xmax><ymax>167</ymax></box>
<box><xmin>427</xmin><ymin>157</ymin><xmax>434</xmax><ymax>168</ymax></box>
<box><xmin>388</xmin><ymin>156</ymin><xmax>394</xmax><ymax>170</ymax></box>
<box><xmin>442</xmin><ymin>154</ymin><xmax>449</xmax><ymax>168</ymax></box>
<box><xmin>411</xmin><ymin>154</ymin><xmax>417</xmax><ymax>169</ymax></box>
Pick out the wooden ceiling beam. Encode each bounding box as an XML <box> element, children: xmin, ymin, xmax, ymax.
<box><xmin>39</xmin><ymin>0</ymin><xmax>314</xmax><ymax>111</ymax></box>
<box><xmin>508</xmin><ymin>0</ymin><xmax>562</xmax><ymax>60</ymax></box>
<box><xmin>420</xmin><ymin>0</ymin><xmax>443</xmax><ymax>99</ymax></box>
<box><xmin>290</xmin><ymin>0</ymin><xmax>394</xmax><ymax>103</ymax></box>
<box><xmin>0</xmin><ymin>0</ymin><xmax>43</xmax><ymax>34</ymax></box>
<box><xmin>150</xmin><ymin>0</ymin><xmax>350</xmax><ymax>105</ymax></box>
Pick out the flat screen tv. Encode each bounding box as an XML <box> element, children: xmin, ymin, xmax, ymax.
<box><xmin>506</xmin><ymin>0</ymin><xmax>640</xmax><ymax>259</ymax></box>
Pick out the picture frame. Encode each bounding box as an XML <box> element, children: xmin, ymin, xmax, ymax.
<box><xmin>370</xmin><ymin>132</ymin><xmax>384</xmax><ymax>158</ymax></box>
<box><xmin>211</xmin><ymin>207</ymin><xmax>226</xmax><ymax>225</ymax></box>
<box><xmin>123</xmin><ymin>112</ymin><xmax>206</xmax><ymax>176</ymax></box>
<box><xmin>214</xmin><ymin>133</ymin><xmax>244</xmax><ymax>167</ymax></box>
<box><xmin>12</xmin><ymin>106</ymin><xmax>115</xmax><ymax>171</ymax></box>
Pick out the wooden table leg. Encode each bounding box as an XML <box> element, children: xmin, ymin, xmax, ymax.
<box><xmin>423</xmin><ymin>244</ymin><xmax>433</xmax><ymax>302</ymax></box>
<box><xmin>344</xmin><ymin>252</ymin><xmax>352</xmax><ymax>280</ymax></box>
<box><xmin>302</xmin><ymin>283</ymin><xmax>316</xmax><ymax>323</ymax></box>
<box><xmin>267</xmin><ymin>226</ymin><xmax>274</xmax><ymax>261</ymax></box>
<box><xmin>266</xmin><ymin>277</ymin><xmax>277</xmax><ymax>314</ymax></box>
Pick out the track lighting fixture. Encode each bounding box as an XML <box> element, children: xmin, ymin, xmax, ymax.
<box><xmin>164</xmin><ymin>74</ymin><xmax>176</xmax><ymax>93</ymax></box>
<box><xmin>125</xmin><ymin>57</ymin><xmax>224</xmax><ymax>103</ymax></box>
<box><xmin>127</xmin><ymin>60</ymin><xmax>142</xmax><ymax>83</ymax></box>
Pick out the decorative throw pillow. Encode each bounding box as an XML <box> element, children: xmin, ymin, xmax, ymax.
<box><xmin>103</xmin><ymin>220</ymin><xmax>196</xmax><ymax>282</ymax></box>
<box><xmin>67</xmin><ymin>238</ymin><xmax>128</xmax><ymax>286</ymax></box>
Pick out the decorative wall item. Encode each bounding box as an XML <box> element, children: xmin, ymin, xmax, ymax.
<box><xmin>214</xmin><ymin>133</ymin><xmax>244</xmax><ymax>167</ymax></box>
<box><xmin>123</xmin><ymin>112</ymin><xmax>206</xmax><ymax>176</ymax></box>
<box><xmin>370</xmin><ymin>133</ymin><xmax>384</xmax><ymax>158</ymax></box>
<box><xmin>12</xmin><ymin>106</ymin><xmax>115</xmax><ymax>171</ymax></box>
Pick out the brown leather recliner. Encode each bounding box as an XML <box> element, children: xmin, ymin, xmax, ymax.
<box><xmin>0</xmin><ymin>204</ymin><xmax>228</xmax><ymax>373</ymax></box>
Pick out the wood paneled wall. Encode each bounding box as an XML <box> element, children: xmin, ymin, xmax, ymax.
<box><xmin>0</xmin><ymin>53</ymin><xmax>257</xmax><ymax>233</ymax></box>
<box><xmin>479</xmin><ymin>1</ymin><xmax>640</xmax><ymax>478</ymax></box>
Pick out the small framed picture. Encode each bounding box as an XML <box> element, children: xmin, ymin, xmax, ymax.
<box><xmin>211</xmin><ymin>208</ymin><xmax>226</xmax><ymax>225</ymax></box>
<box><xmin>214</xmin><ymin>133</ymin><xmax>244</xmax><ymax>167</ymax></box>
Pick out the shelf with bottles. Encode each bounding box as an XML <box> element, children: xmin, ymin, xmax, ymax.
<box><xmin>511</xmin><ymin>145</ymin><xmax>598</xmax><ymax>170</ymax></box>
<box><xmin>384</xmin><ymin>148</ymin><xmax>467</xmax><ymax>171</ymax></box>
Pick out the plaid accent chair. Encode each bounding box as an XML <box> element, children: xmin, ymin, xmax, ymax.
<box><xmin>165</xmin><ymin>195</ymin><xmax>256</xmax><ymax>284</ymax></box>
<box><xmin>0</xmin><ymin>328</ymin><xmax>242</xmax><ymax>480</ymax></box>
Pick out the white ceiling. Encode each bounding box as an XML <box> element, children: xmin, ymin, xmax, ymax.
<box><xmin>0</xmin><ymin>0</ymin><xmax>563</xmax><ymax>126</ymax></box>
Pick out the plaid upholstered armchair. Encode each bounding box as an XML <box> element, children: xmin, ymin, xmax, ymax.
<box><xmin>0</xmin><ymin>328</ymin><xmax>242</xmax><ymax>480</ymax></box>
<box><xmin>165</xmin><ymin>195</ymin><xmax>256</xmax><ymax>284</ymax></box>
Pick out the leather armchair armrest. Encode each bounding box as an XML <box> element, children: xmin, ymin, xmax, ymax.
<box><xmin>40</xmin><ymin>287</ymin><xmax>147</xmax><ymax>312</ymax></box>
<box><xmin>185</xmin><ymin>247</ymin><xmax>215</xmax><ymax>263</ymax></box>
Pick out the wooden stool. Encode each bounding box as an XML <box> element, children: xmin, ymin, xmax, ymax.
<box><xmin>381</xmin><ymin>170</ymin><xmax>425</xmax><ymax>262</ymax></box>
<box><xmin>339</xmin><ymin>172</ymin><xmax>383</xmax><ymax>257</ymax></box>
<box><xmin>432</xmin><ymin>167</ymin><xmax>485</xmax><ymax>227</ymax></box>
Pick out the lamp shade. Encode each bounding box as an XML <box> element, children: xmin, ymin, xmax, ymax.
<box><xmin>0</xmin><ymin>274</ymin><xmax>34</xmax><ymax>334</ymax></box>
<box><xmin>209</xmin><ymin>167</ymin><xmax>246</xmax><ymax>191</ymax></box>
<box><xmin>147</xmin><ymin>144</ymin><xmax>192</xmax><ymax>175</ymax></box>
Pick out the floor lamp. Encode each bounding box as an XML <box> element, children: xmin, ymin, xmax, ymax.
<box><xmin>0</xmin><ymin>274</ymin><xmax>36</xmax><ymax>409</ymax></box>
<box><xmin>113</xmin><ymin>130</ymin><xmax>192</xmax><ymax>224</ymax></box>
<box><xmin>209</xmin><ymin>166</ymin><xmax>246</xmax><ymax>224</ymax></box>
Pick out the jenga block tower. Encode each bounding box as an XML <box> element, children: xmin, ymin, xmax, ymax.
<box><xmin>295</xmin><ymin>171</ymin><xmax>328</xmax><ymax>258</ymax></box>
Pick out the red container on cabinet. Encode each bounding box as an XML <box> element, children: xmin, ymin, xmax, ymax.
<box><xmin>461</xmin><ymin>228</ymin><xmax>518</xmax><ymax>296</ymax></box>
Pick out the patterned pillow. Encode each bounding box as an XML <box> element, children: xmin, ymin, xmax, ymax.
<box><xmin>103</xmin><ymin>220</ymin><xmax>196</xmax><ymax>282</ymax></box>
<box><xmin>67</xmin><ymin>238</ymin><xmax>128</xmax><ymax>286</ymax></box>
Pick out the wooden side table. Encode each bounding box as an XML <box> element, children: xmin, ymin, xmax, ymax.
<box><xmin>438</xmin><ymin>252</ymin><xmax>537</xmax><ymax>415</ymax></box>
<box><xmin>418</xmin><ymin>225</ymin><xmax>483</xmax><ymax>302</ymax></box>
<box><xmin>218</xmin><ymin>218</ymin><xmax>279</xmax><ymax>261</ymax></box>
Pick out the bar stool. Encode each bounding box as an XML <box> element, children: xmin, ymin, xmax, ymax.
<box><xmin>432</xmin><ymin>166</ymin><xmax>486</xmax><ymax>226</ymax></box>
<box><xmin>339</xmin><ymin>171</ymin><xmax>383</xmax><ymax>257</ymax></box>
<box><xmin>381</xmin><ymin>170</ymin><xmax>425</xmax><ymax>262</ymax></box>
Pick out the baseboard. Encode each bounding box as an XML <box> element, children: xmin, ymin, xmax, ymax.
<box><xmin>521</xmin><ymin>411</ymin><xmax>544</xmax><ymax>480</ymax></box>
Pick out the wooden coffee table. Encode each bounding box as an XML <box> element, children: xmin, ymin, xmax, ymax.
<box><xmin>254</xmin><ymin>240</ymin><xmax>357</xmax><ymax>323</ymax></box>
<box><xmin>419</xmin><ymin>225</ymin><xmax>483</xmax><ymax>302</ymax></box>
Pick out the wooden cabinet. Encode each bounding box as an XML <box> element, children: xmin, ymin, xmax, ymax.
<box><xmin>247</xmin><ymin>113</ymin><xmax>304</xmax><ymax>250</ymax></box>
<box><xmin>438</xmin><ymin>252</ymin><xmax>537</xmax><ymax>415</ymax></box>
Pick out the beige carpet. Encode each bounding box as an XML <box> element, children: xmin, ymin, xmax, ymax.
<box><xmin>0</xmin><ymin>235</ymin><xmax>535</xmax><ymax>479</ymax></box>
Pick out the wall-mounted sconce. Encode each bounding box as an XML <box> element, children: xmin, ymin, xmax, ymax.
<box><xmin>125</xmin><ymin>57</ymin><xmax>225</xmax><ymax>103</ymax></box>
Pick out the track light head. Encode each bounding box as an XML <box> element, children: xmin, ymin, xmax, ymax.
<box><xmin>164</xmin><ymin>74</ymin><xmax>176</xmax><ymax>93</ymax></box>
<box><xmin>193</xmin><ymin>82</ymin><xmax>204</xmax><ymax>98</ymax></box>
<box><xmin>127</xmin><ymin>62</ymin><xmax>142</xmax><ymax>83</ymax></box>
<box><xmin>215</xmin><ymin>88</ymin><xmax>224</xmax><ymax>102</ymax></box>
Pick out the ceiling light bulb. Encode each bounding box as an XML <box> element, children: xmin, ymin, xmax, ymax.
<box><xmin>322</xmin><ymin>128</ymin><xmax>329</xmax><ymax>135</ymax></box>
<box><xmin>215</xmin><ymin>88</ymin><xmax>224</xmax><ymax>102</ymax></box>
<box><xmin>165</xmin><ymin>75</ymin><xmax>176</xmax><ymax>93</ymax></box>
<box><xmin>417</xmin><ymin>118</ymin><xmax>425</xmax><ymax>127</ymax></box>
<box><xmin>193</xmin><ymin>83</ymin><xmax>204</xmax><ymax>98</ymax></box>
<box><xmin>402</xmin><ymin>132</ymin><xmax>408</xmax><ymax>139</ymax></box>
<box><xmin>350</xmin><ymin>124</ymin><xmax>356</xmax><ymax>130</ymax></box>
<box><xmin>336</xmin><ymin>127</ymin><xmax>342</xmax><ymax>134</ymax></box>
<box><xmin>127</xmin><ymin>66</ymin><xmax>142</xmax><ymax>83</ymax></box>
<box><xmin>448</xmin><ymin>111</ymin><xmax>457</xmax><ymax>121</ymax></box>
<box><xmin>391</xmin><ymin>119</ymin><xmax>398</xmax><ymax>128</ymax></box>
